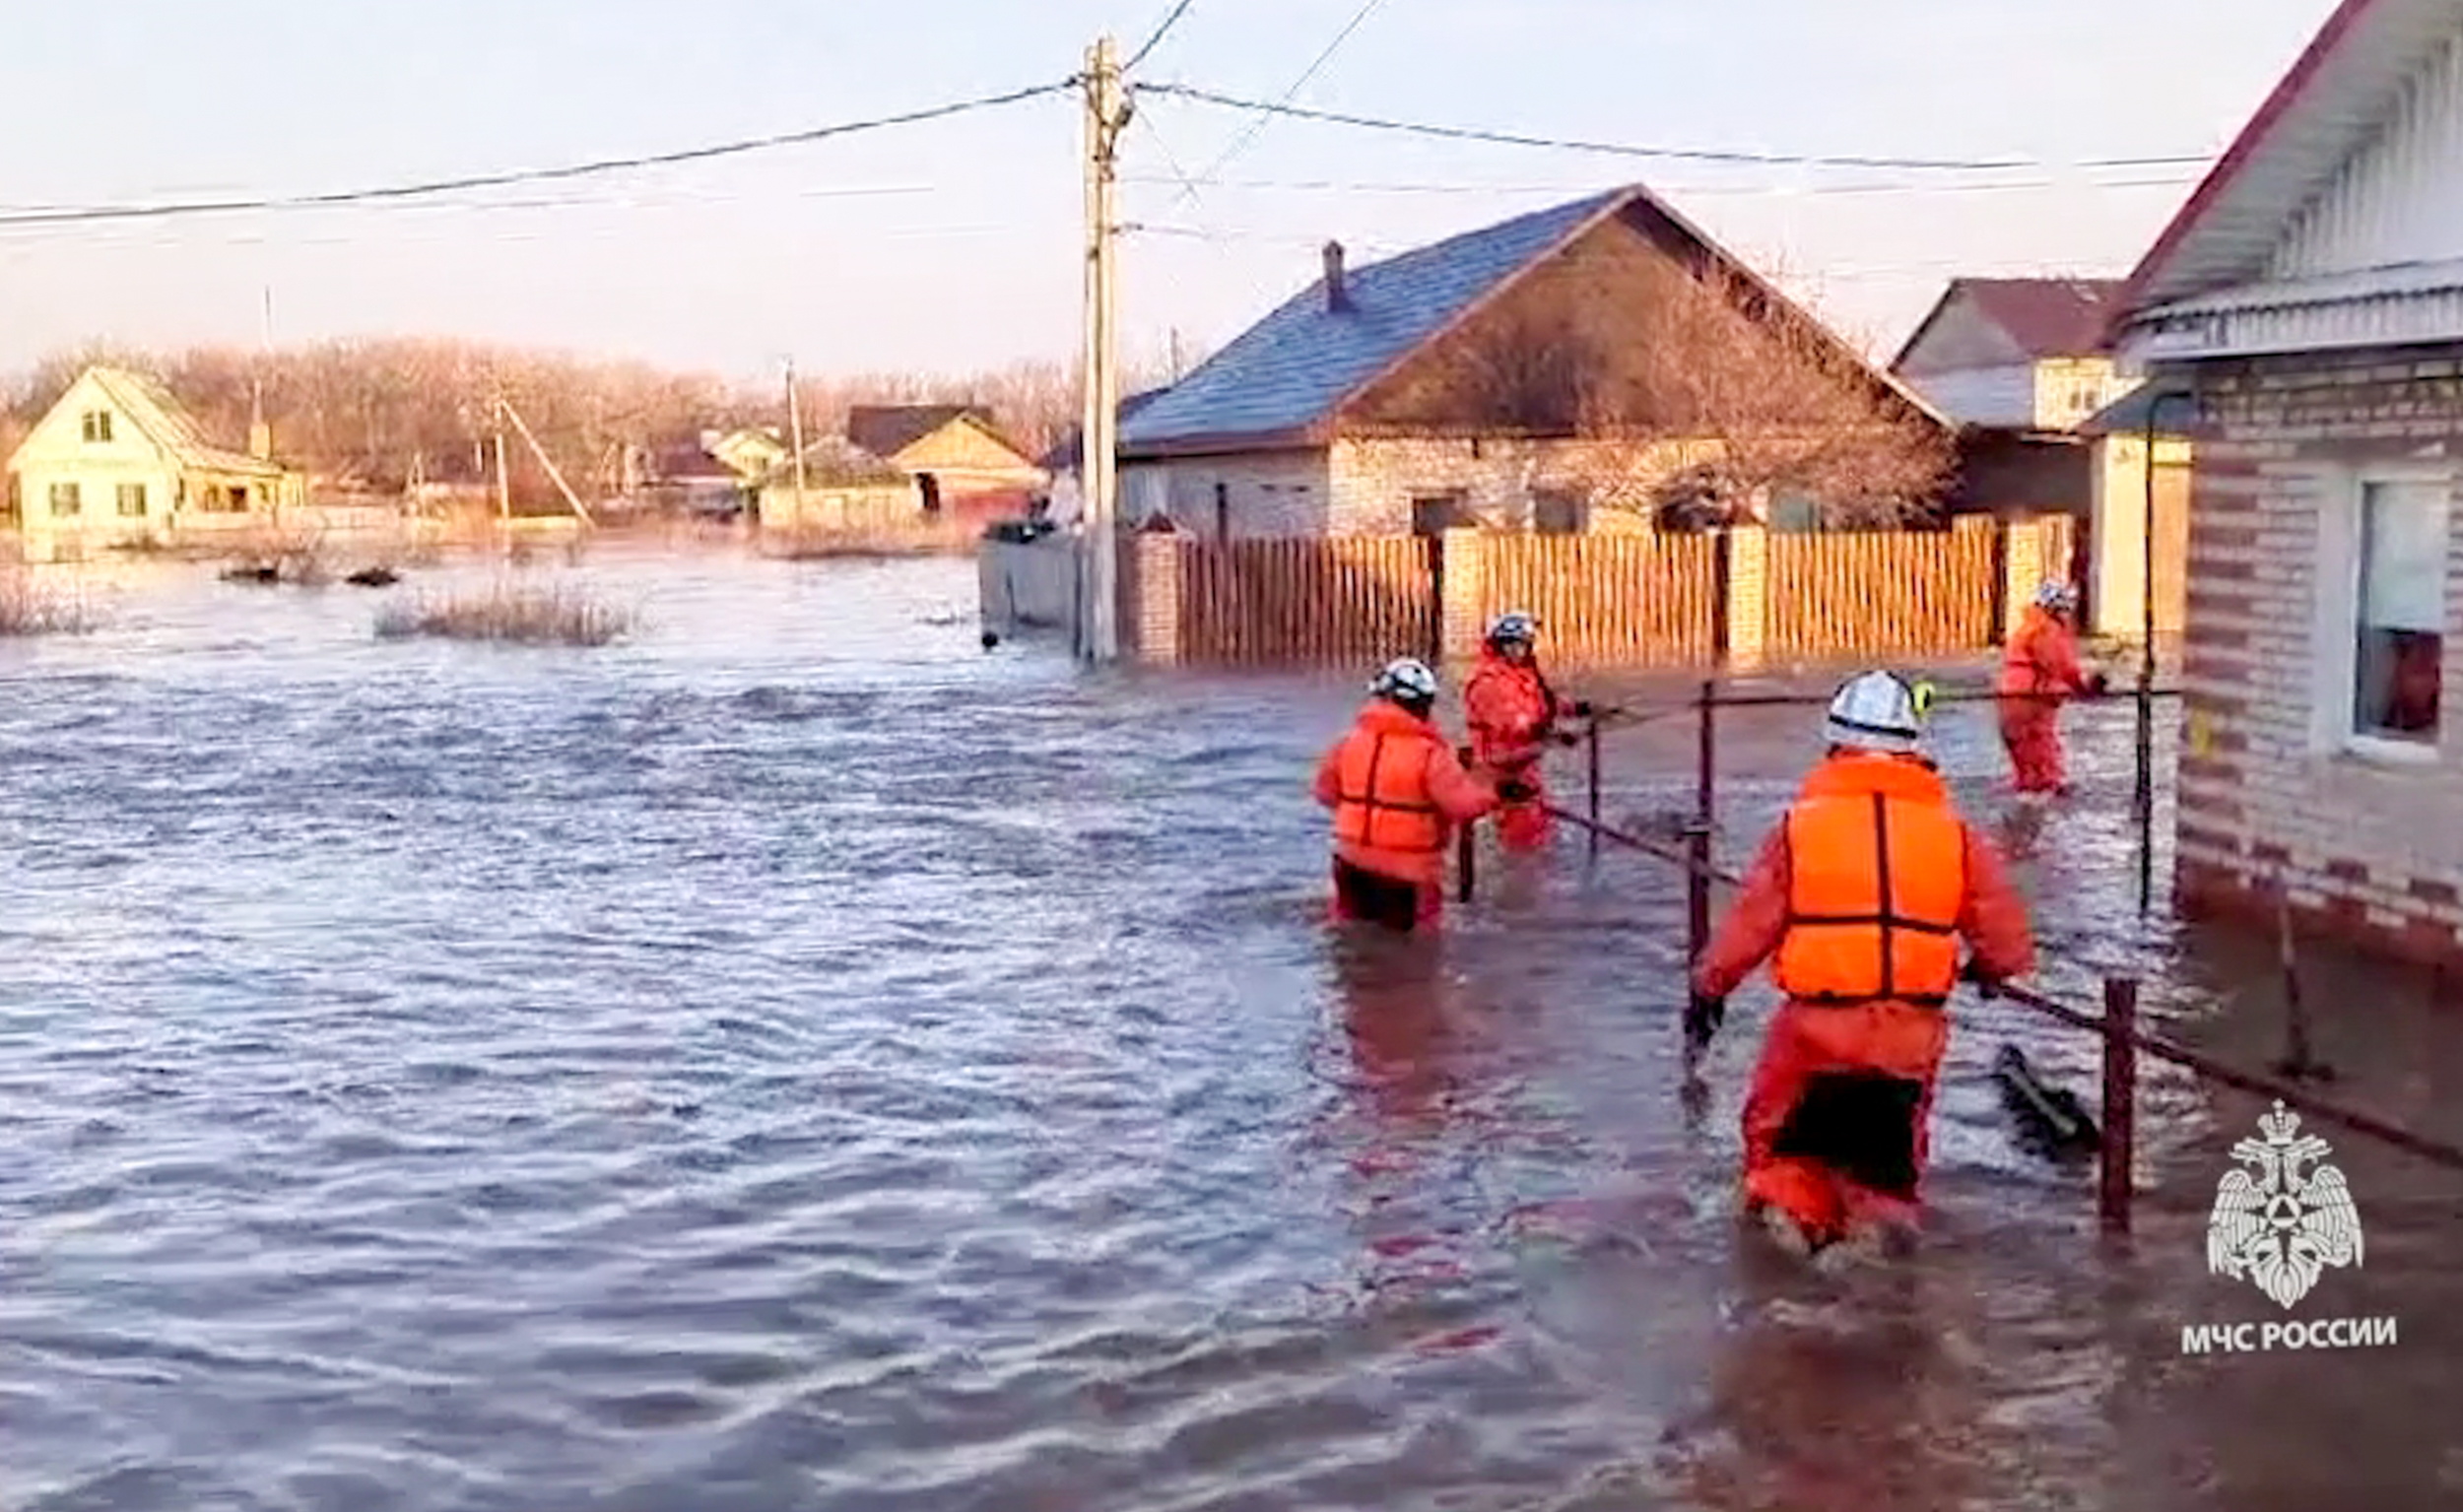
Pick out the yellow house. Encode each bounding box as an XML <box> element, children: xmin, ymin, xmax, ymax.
<box><xmin>755</xmin><ymin>438</ymin><xmax>920</xmax><ymax>531</ymax></box>
<box><xmin>6</xmin><ymin>365</ymin><xmax>303</xmax><ymax>550</ymax></box>
<box><xmin>844</xmin><ymin>405</ymin><xmax>1046</xmax><ymax>512</ymax></box>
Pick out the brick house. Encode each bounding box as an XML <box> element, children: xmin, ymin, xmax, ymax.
<box><xmin>2105</xmin><ymin>0</ymin><xmax>2463</xmax><ymax>966</ymax></box>
<box><xmin>1115</xmin><ymin>185</ymin><xmax>1950</xmax><ymax>538</ymax></box>
<box><xmin>1891</xmin><ymin>278</ymin><xmax>2193</xmax><ymax>639</ymax></box>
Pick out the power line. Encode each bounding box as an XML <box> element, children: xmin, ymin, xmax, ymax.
<box><xmin>1187</xmin><ymin>0</ymin><xmax>1396</xmax><ymax>191</ymax></box>
<box><xmin>1146</xmin><ymin>83</ymin><xmax>2217</xmax><ymax>172</ymax></box>
<box><xmin>0</xmin><ymin>80</ymin><xmax>1072</xmax><ymax>230</ymax></box>
<box><xmin>1123</xmin><ymin>171</ymin><xmax>2202</xmax><ymax>199</ymax></box>
<box><xmin>1126</xmin><ymin>0</ymin><xmax>1202</xmax><ymax>72</ymax></box>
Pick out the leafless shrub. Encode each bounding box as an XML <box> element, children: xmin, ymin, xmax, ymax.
<box><xmin>374</xmin><ymin>582</ymin><xmax>634</xmax><ymax>646</ymax></box>
<box><xmin>0</xmin><ymin>570</ymin><xmax>100</xmax><ymax>634</ymax></box>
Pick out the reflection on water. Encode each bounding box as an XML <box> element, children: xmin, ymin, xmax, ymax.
<box><xmin>1</xmin><ymin>548</ymin><xmax>2458</xmax><ymax>1510</ymax></box>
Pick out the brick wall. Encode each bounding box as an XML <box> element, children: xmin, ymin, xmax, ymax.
<box><xmin>1330</xmin><ymin>435</ymin><xmax>1701</xmax><ymax>533</ymax></box>
<box><xmin>2167</xmin><ymin>344</ymin><xmax>2463</xmax><ymax>967</ymax></box>
<box><xmin>1120</xmin><ymin>451</ymin><xmax>1334</xmax><ymax>537</ymax></box>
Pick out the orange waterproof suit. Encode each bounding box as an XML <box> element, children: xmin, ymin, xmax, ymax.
<box><xmin>1464</xmin><ymin>646</ymin><xmax>1569</xmax><ymax>851</ymax></box>
<box><xmin>1313</xmin><ymin>700</ymin><xmax>1498</xmax><ymax>931</ymax></box>
<box><xmin>1692</xmin><ymin>751</ymin><xmax>2034</xmax><ymax>1246</ymax></box>
<box><xmin>1997</xmin><ymin>604</ymin><xmax>2097</xmax><ymax>794</ymax></box>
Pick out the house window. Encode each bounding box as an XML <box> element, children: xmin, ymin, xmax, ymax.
<box><xmin>1410</xmin><ymin>493</ymin><xmax>1469</xmax><ymax>536</ymax></box>
<box><xmin>117</xmin><ymin>482</ymin><xmax>148</xmax><ymax>517</ymax></box>
<box><xmin>81</xmin><ymin>411</ymin><xmax>112</xmax><ymax>444</ymax></box>
<box><xmin>5</xmin><ymin>473</ymin><xmax>18</xmax><ymax>521</ymax></box>
<box><xmin>2350</xmin><ymin>479</ymin><xmax>2447</xmax><ymax>747</ymax></box>
<box><xmin>1533</xmin><ymin>491</ymin><xmax>1587</xmax><ymax>535</ymax></box>
<box><xmin>1213</xmin><ymin>482</ymin><xmax>1230</xmax><ymax>538</ymax></box>
<box><xmin>49</xmin><ymin>482</ymin><xmax>82</xmax><ymax>517</ymax></box>
<box><xmin>227</xmin><ymin>485</ymin><xmax>250</xmax><ymax>511</ymax></box>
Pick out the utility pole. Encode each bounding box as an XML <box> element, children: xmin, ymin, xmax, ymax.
<box><xmin>785</xmin><ymin>357</ymin><xmax>809</xmax><ymax>525</ymax></box>
<box><xmin>492</xmin><ymin>398</ymin><xmax>511</xmax><ymax>524</ymax></box>
<box><xmin>1079</xmin><ymin>33</ymin><xmax>1129</xmax><ymax>661</ymax></box>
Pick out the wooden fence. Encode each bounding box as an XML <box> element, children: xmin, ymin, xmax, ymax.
<box><xmin>1118</xmin><ymin>515</ymin><xmax>2071</xmax><ymax>668</ymax></box>
<box><xmin>1764</xmin><ymin>525</ymin><xmax>1997</xmax><ymax>658</ymax></box>
<box><xmin>1480</xmin><ymin>532</ymin><xmax>1720</xmax><ymax>665</ymax></box>
<box><xmin>1172</xmin><ymin>536</ymin><xmax>1435</xmax><ymax>666</ymax></box>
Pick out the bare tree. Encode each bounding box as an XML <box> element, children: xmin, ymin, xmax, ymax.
<box><xmin>1451</xmin><ymin>259</ymin><xmax>1954</xmax><ymax>528</ymax></box>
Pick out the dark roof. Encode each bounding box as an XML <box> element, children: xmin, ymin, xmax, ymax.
<box><xmin>1119</xmin><ymin>185</ymin><xmax>1942</xmax><ymax>455</ymax></box>
<box><xmin>1119</xmin><ymin>190</ymin><xmax>1629</xmax><ymax>452</ymax></box>
<box><xmin>1038</xmin><ymin>388</ymin><xmax>1168</xmax><ymax>472</ymax></box>
<box><xmin>1893</xmin><ymin>278</ymin><xmax>2127</xmax><ymax>369</ymax></box>
<box><xmin>2077</xmin><ymin>379</ymin><xmax>2197</xmax><ymax>437</ymax></box>
<box><xmin>845</xmin><ymin>404</ymin><xmax>1009</xmax><ymax>459</ymax></box>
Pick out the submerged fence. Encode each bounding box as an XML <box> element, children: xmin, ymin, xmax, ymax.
<box><xmin>1098</xmin><ymin>513</ymin><xmax>2075</xmax><ymax>670</ymax></box>
<box><xmin>1457</xmin><ymin>677</ymin><xmax>2463</xmax><ymax>1233</ymax></box>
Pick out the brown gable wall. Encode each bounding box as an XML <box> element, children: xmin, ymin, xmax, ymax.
<box><xmin>1337</xmin><ymin>201</ymin><xmax>1903</xmax><ymax>438</ymax></box>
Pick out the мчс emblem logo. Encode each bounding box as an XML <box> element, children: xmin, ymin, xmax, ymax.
<box><xmin>2207</xmin><ymin>1101</ymin><xmax>2363</xmax><ymax>1309</ymax></box>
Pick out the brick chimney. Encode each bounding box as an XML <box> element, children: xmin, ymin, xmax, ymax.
<box><xmin>1322</xmin><ymin>240</ymin><xmax>1350</xmax><ymax>313</ymax></box>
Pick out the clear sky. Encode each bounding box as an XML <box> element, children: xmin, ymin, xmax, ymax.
<box><xmin>0</xmin><ymin>0</ymin><xmax>2343</xmax><ymax>384</ymax></box>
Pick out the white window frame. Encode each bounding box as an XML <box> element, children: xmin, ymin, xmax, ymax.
<box><xmin>2316</xmin><ymin>465</ymin><xmax>2453</xmax><ymax>767</ymax></box>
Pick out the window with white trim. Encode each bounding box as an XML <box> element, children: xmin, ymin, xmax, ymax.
<box><xmin>2349</xmin><ymin>479</ymin><xmax>2446</xmax><ymax>746</ymax></box>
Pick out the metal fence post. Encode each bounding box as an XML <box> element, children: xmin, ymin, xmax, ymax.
<box><xmin>1686</xmin><ymin>680</ymin><xmax>1716</xmax><ymax>967</ymax></box>
<box><xmin>1456</xmin><ymin>745</ymin><xmax>1478</xmax><ymax>903</ymax></box>
<box><xmin>1586</xmin><ymin>717</ymin><xmax>1602</xmax><ymax>863</ymax></box>
<box><xmin>2099</xmin><ymin>975</ymin><xmax>2140</xmax><ymax>1235</ymax></box>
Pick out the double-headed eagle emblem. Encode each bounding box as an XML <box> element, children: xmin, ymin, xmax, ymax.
<box><xmin>2207</xmin><ymin>1101</ymin><xmax>2363</xmax><ymax>1309</ymax></box>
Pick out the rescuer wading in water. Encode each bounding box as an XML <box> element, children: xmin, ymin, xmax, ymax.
<box><xmin>1689</xmin><ymin>670</ymin><xmax>2036</xmax><ymax>1259</ymax></box>
<box><xmin>1997</xmin><ymin>578</ymin><xmax>2107</xmax><ymax>798</ymax></box>
<box><xmin>1312</xmin><ymin>657</ymin><xmax>1500</xmax><ymax>933</ymax></box>
<box><xmin>1463</xmin><ymin>612</ymin><xmax>1593</xmax><ymax>852</ymax></box>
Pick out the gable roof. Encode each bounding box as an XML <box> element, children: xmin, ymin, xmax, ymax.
<box><xmin>1119</xmin><ymin>185</ymin><xmax>1943</xmax><ymax>455</ymax></box>
<box><xmin>59</xmin><ymin>365</ymin><xmax>288</xmax><ymax>477</ymax></box>
<box><xmin>845</xmin><ymin>404</ymin><xmax>1027</xmax><ymax>461</ymax></box>
<box><xmin>2112</xmin><ymin>0</ymin><xmax>2461</xmax><ymax>325</ymax></box>
<box><xmin>1891</xmin><ymin>278</ymin><xmax>2127</xmax><ymax>370</ymax></box>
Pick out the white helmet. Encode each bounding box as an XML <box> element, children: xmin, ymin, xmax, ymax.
<box><xmin>1825</xmin><ymin>670</ymin><xmax>1924</xmax><ymax>754</ymax></box>
<box><xmin>1486</xmin><ymin>611</ymin><xmax>1539</xmax><ymax>646</ymax></box>
<box><xmin>2034</xmin><ymin>578</ymin><xmax>2078</xmax><ymax>612</ymax></box>
<box><xmin>1370</xmin><ymin>656</ymin><xmax>1439</xmax><ymax>704</ymax></box>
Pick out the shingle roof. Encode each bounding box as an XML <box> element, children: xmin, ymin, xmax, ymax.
<box><xmin>1119</xmin><ymin>189</ymin><xmax>1631</xmax><ymax>453</ymax></box>
<box><xmin>845</xmin><ymin>404</ymin><xmax>1023</xmax><ymax>460</ymax></box>
<box><xmin>1964</xmin><ymin>279</ymin><xmax>2126</xmax><ymax>359</ymax></box>
<box><xmin>85</xmin><ymin>365</ymin><xmax>287</xmax><ymax>477</ymax></box>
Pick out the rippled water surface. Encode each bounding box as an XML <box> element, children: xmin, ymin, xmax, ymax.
<box><xmin>5</xmin><ymin>550</ymin><xmax>2461</xmax><ymax>1511</ymax></box>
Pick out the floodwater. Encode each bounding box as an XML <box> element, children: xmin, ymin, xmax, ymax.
<box><xmin>3</xmin><ymin>549</ymin><xmax>2459</xmax><ymax>1512</ymax></box>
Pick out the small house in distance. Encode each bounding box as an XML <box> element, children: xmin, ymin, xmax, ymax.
<box><xmin>755</xmin><ymin>438</ymin><xmax>918</xmax><ymax>532</ymax></box>
<box><xmin>1114</xmin><ymin>185</ymin><xmax>1953</xmax><ymax>538</ymax></box>
<box><xmin>2105</xmin><ymin>0</ymin><xmax>2463</xmax><ymax>967</ymax></box>
<box><xmin>1892</xmin><ymin>277</ymin><xmax>2191</xmax><ymax>641</ymax></box>
<box><xmin>844</xmin><ymin>405</ymin><xmax>1046</xmax><ymax>521</ymax></box>
<box><xmin>5</xmin><ymin>365</ymin><xmax>303</xmax><ymax>551</ymax></box>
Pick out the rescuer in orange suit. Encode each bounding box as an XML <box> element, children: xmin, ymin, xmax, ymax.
<box><xmin>1688</xmin><ymin>670</ymin><xmax>2036</xmax><ymax>1259</ymax></box>
<box><xmin>1997</xmin><ymin>579</ymin><xmax>2107</xmax><ymax>797</ymax></box>
<box><xmin>1464</xmin><ymin>611</ymin><xmax>1593</xmax><ymax>851</ymax></box>
<box><xmin>1313</xmin><ymin>657</ymin><xmax>1500</xmax><ymax>932</ymax></box>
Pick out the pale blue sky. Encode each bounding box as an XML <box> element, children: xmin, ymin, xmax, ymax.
<box><xmin>0</xmin><ymin>1</ymin><xmax>2340</xmax><ymax>384</ymax></box>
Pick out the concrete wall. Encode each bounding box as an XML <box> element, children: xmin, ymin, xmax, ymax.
<box><xmin>2169</xmin><ymin>343</ymin><xmax>2463</xmax><ymax>968</ymax></box>
<box><xmin>979</xmin><ymin>534</ymin><xmax>1079</xmax><ymax>630</ymax></box>
<box><xmin>1118</xmin><ymin>451</ymin><xmax>1333</xmax><ymax>536</ymax></box>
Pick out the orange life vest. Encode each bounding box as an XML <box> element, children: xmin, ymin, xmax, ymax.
<box><xmin>1774</xmin><ymin>754</ymin><xmax>1967</xmax><ymax>1008</ymax></box>
<box><xmin>1330</xmin><ymin>722</ymin><xmax>1448</xmax><ymax>856</ymax></box>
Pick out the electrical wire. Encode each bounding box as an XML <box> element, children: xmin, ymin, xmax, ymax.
<box><xmin>1126</xmin><ymin>0</ymin><xmax>1202</xmax><ymax>72</ymax></box>
<box><xmin>1146</xmin><ymin>83</ymin><xmax>2218</xmax><ymax>172</ymax></box>
<box><xmin>0</xmin><ymin>80</ymin><xmax>1073</xmax><ymax>230</ymax></box>
<box><xmin>1185</xmin><ymin>0</ymin><xmax>1396</xmax><ymax>191</ymax></box>
<box><xmin>1122</xmin><ymin>171</ymin><xmax>2203</xmax><ymax>198</ymax></box>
